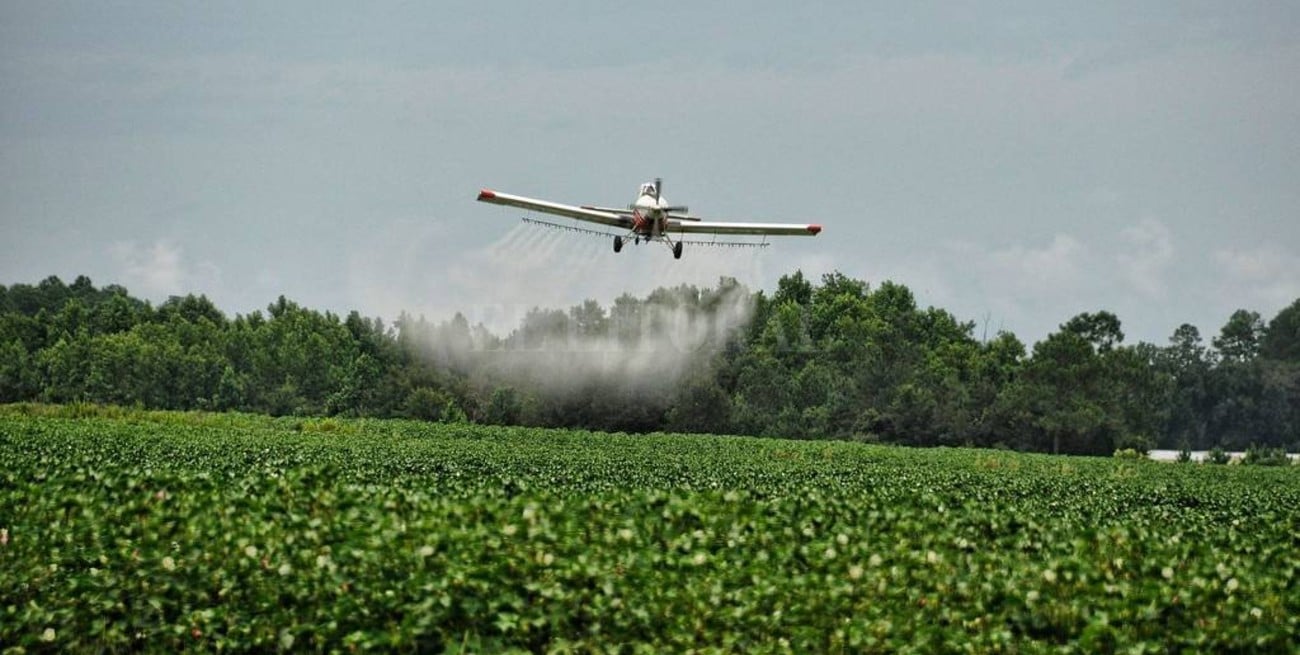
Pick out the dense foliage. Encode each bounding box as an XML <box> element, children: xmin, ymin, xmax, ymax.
<box><xmin>2</xmin><ymin>406</ymin><xmax>1296</xmax><ymax>652</ymax></box>
<box><xmin>2</xmin><ymin>274</ymin><xmax>1298</xmax><ymax>455</ymax></box>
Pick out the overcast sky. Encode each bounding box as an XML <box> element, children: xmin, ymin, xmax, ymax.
<box><xmin>2</xmin><ymin>2</ymin><xmax>1297</xmax><ymax>344</ymax></box>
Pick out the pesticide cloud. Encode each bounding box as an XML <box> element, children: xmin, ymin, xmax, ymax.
<box><xmin>480</xmin><ymin>283</ymin><xmax>755</xmax><ymax>399</ymax></box>
<box><xmin>348</xmin><ymin>216</ymin><xmax>769</xmax><ymax>402</ymax></box>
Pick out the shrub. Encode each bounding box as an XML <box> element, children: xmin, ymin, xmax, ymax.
<box><xmin>1113</xmin><ymin>448</ymin><xmax>1145</xmax><ymax>460</ymax></box>
<box><xmin>1115</xmin><ymin>433</ymin><xmax>1155</xmax><ymax>455</ymax></box>
<box><xmin>403</xmin><ymin>387</ymin><xmax>448</xmax><ymax>421</ymax></box>
<box><xmin>440</xmin><ymin>398</ymin><xmax>469</xmax><ymax>424</ymax></box>
<box><xmin>1206</xmin><ymin>446</ymin><xmax>1232</xmax><ymax>465</ymax></box>
<box><xmin>1242</xmin><ymin>445</ymin><xmax>1292</xmax><ymax>467</ymax></box>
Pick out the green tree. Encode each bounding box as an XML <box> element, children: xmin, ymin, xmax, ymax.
<box><xmin>90</xmin><ymin>292</ymin><xmax>145</xmax><ymax>336</ymax></box>
<box><xmin>609</xmin><ymin>293</ymin><xmax>644</xmax><ymax>347</ymax></box>
<box><xmin>1063</xmin><ymin>311</ymin><xmax>1124</xmax><ymax>353</ymax></box>
<box><xmin>157</xmin><ymin>294</ymin><xmax>227</xmax><ymax>327</ymax></box>
<box><xmin>326</xmin><ymin>353</ymin><xmax>382</xmax><ymax>416</ymax></box>
<box><xmin>569</xmin><ymin>299</ymin><xmax>608</xmax><ymax>338</ymax></box>
<box><xmin>772</xmin><ymin>270</ymin><xmax>813</xmax><ymax>308</ymax></box>
<box><xmin>214</xmin><ymin>365</ymin><xmax>247</xmax><ymax>411</ymax></box>
<box><xmin>1214</xmin><ymin>309</ymin><xmax>1264</xmax><ymax>363</ymax></box>
<box><xmin>966</xmin><ymin>331</ymin><xmax>1025</xmax><ymax>447</ymax></box>
<box><xmin>1020</xmin><ymin>329</ymin><xmax>1109</xmax><ymax>454</ymax></box>
<box><xmin>1260</xmin><ymin>298</ymin><xmax>1300</xmax><ymax>362</ymax></box>
<box><xmin>236</xmin><ymin>297</ymin><xmax>359</xmax><ymax>415</ymax></box>
<box><xmin>1158</xmin><ymin>324</ymin><xmax>1215</xmax><ymax>449</ymax></box>
<box><xmin>1107</xmin><ymin>342</ymin><xmax>1169</xmax><ymax>453</ymax></box>
<box><xmin>0</xmin><ymin>339</ymin><xmax>36</xmax><ymax>402</ymax></box>
<box><xmin>1205</xmin><ymin>359</ymin><xmax>1295</xmax><ymax>450</ymax></box>
<box><xmin>1002</xmin><ymin>313</ymin><xmax>1142</xmax><ymax>455</ymax></box>
<box><xmin>484</xmin><ymin>387</ymin><xmax>523</xmax><ymax>426</ymax></box>
<box><xmin>404</xmin><ymin>387</ymin><xmax>449</xmax><ymax>421</ymax></box>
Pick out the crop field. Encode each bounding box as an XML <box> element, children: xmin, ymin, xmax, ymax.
<box><xmin>1</xmin><ymin>405</ymin><xmax>1297</xmax><ymax>653</ymax></box>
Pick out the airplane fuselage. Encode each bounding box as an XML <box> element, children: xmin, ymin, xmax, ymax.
<box><xmin>631</xmin><ymin>192</ymin><xmax>669</xmax><ymax>236</ymax></box>
<box><xmin>632</xmin><ymin>193</ymin><xmax>668</xmax><ymax>214</ymax></box>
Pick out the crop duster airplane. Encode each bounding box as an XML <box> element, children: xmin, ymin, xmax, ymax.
<box><xmin>476</xmin><ymin>178</ymin><xmax>822</xmax><ymax>259</ymax></box>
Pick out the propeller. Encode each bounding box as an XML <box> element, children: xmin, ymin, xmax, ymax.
<box><xmin>653</xmin><ymin>176</ymin><xmax>689</xmax><ymax>214</ymax></box>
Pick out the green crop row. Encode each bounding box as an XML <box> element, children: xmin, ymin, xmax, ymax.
<box><xmin>1</xmin><ymin>406</ymin><xmax>1297</xmax><ymax>652</ymax></box>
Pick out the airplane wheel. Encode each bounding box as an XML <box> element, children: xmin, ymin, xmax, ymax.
<box><xmin>673</xmin><ymin>242</ymin><xmax>683</xmax><ymax>259</ymax></box>
<box><xmin>614</xmin><ymin>236</ymin><xmax>623</xmax><ymax>253</ymax></box>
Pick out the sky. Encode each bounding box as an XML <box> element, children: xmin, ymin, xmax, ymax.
<box><xmin>2</xmin><ymin>2</ymin><xmax>1298</xmax><ymax>345</ymax></box>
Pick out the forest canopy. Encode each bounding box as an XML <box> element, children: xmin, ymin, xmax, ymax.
<box><xmin>2</xmin><ymin>273</ymin><xmax>1297</xmax><ymax>456</ymax></box>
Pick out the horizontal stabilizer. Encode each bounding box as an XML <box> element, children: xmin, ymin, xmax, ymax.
<box><xmin>581</xmin><ymin>205</ymin><xmax>633</xmax><ymax>215</ymax></box>
<box><xmin>666</xmin><ymin>212</ymin><xmax>703</xmax><ymax>222</ymax></box>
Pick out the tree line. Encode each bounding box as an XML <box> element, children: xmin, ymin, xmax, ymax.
<box><xmin>2</xmin><ymin>273</ymin><xmax>1297</xmax><ymax>456</ymax></box>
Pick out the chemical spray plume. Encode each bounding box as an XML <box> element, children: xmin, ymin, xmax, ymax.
<box><xmin>348</xmin><ymin>214</ymin><xmax>769</xmax><ymax>401</ymax></box>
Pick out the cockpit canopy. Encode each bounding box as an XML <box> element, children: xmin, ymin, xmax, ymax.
<box><xmin>639</xmin><ymin>182</ymin><xmax>657</xmax><ymax>197</ymax></box>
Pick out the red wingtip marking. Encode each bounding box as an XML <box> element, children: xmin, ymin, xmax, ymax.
<box><xmin>477</xmin><ymin>189</ymin><xmax>496</xmax><ymax>201</ymax></box>
<box><xmin>808</xmin><ymin>224</ymin><xmax>823</xmax><ymax>235</ymax></box>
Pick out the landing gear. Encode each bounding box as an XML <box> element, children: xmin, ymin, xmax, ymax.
<box><xmin>673</xmin><ymin>241</ymin><xmax>683</xmax><ymax>259</ymax></box>
<box><xmin>614</xmin><ymin>235</ymin><xmax>623</xmax><ymax>253</ymax></box>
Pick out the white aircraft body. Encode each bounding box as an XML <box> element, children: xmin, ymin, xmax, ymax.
<box><xmin>476</xmin><ymin>178</ymin><xmax>822</xmax><ymax>259</ymax></box>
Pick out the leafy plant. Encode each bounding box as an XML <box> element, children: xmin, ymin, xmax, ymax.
<box><xmin>1243</xmin><ymin>444</ymin><xmax>1292</xmax><ymax>466</ymax></box>
<box><xmin>1207</xmin><ymin>446</ymin><xmax>1232</xmax><ymax>465</ymax></box>
<box><xmin>2</xmin><ymin>406</ymin><xmax>1297</xmax><ymax>652</ymax></box>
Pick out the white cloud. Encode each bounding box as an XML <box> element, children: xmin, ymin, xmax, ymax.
<box><xmin>108</xmin><ymin>239</ymin><xmax>183</xmax><ymax>297</ymax></box>
<box><xmin>1212</xmin><ymin>245</ymin><xmax>1300</xmax><ymax>312</ymax></box>
<box><xmin>916</xmin><ymin>234</ymin><xmax>1095</xmax><ymax>342</ymax></box>
<box><xmin>980</xmin><ymin>234</ymin><xmax>1089</xmax><ymax>296</ymax></box>
<box><xmin>107</xmin><ymin>239</ymin><xmax>219</xmax><ymax>300</ymax></box>
<box><xmin>1117</xmin><ymin>218</ymin><xmax>1174</xmax><ymax>297</ymax></box>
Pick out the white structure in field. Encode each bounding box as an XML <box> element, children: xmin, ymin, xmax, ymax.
<box><xmin>1147</xmin><ymin>450</ymin><xmax>1298</xmax><ymax>463</ymax></box>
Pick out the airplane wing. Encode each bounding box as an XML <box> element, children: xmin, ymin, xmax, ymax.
<box><xmin>580</xmin><ymin>205</ymin><xmax>634</xmax><ymax>215</ymax></box>
<box><xmin>668</xmin><ymin>219</ymin><xmax>822</xmax><ymax>237</ymax></box>
<box><xmin>478</xmin><ymin>189</ymin><xmax>629</xmax><ymax>229</ymax></box>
